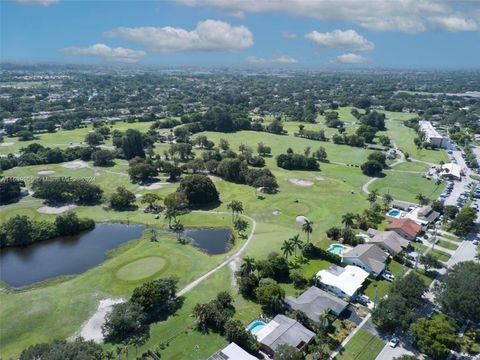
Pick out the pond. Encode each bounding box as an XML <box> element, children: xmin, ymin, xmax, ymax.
<box><xmin>0</xmin><ymin>223</ymin><xmax>147</xmax><ymax>288</ymax></box>
<box><xmin>184</xmin><ymin>228</ymin><xmax>233</xmax><ymax>255</ymax></box>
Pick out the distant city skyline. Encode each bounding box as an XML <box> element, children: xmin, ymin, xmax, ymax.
<box><xmin>1</xmin><ymin>0</ymin><xmax>480</xmax><ymax>68</ymax></box>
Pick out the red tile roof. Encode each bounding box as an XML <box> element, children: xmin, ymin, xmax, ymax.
<box><xmin>387</xmin><ymin>218</ymin><xmax>422</xmax><ymax>238</ymax></box>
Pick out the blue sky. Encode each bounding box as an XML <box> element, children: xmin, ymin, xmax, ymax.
<box><xmin>1</xmin><ymin>0</ymin><xmax>479</xmax><ymax>68</ymax></box>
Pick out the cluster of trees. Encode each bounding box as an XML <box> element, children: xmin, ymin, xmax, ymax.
<box><xmin>127</xmin><ymin>156</ymin><xmax>158</xmax><ymax>183</ymax></box>
<box><xmin>176</xmin><ymin>174</ymin><xmax>219</xmax><ymax>208</ymax></box>
<box><xmin>19</xmin><ymin>338</ymin><xmax>104</xmax><ymax>360</ymax></box>
<box><xmin>449</xmin><ymin>207</ymin><xmax>477</xmax><ymax>236</ymax></box>
<box><xmin>372</xmin><ymin>272</ymin><xmax>427</xmax><ymax>332</ymax></box>
<box><xmin>294</xmin><ymin>127</ymin><xmax>328</xmax><ymax>142</ymax></box>
<box><xmin>361</xmin><ymin>151</ymin><xmax>388</xmax><ymax>176</ymax></box>
<box><xmin>2</xmin><ymin>143</ymin><xmax>92</xmax><ymax>170</ymax></box>
<box><xmin>1</xmin><ymin>213</ymin><xmax>94</xmax><ymax>247</ymax></box>
<box><xmin>0</xmin><ymin>177</ymin><xmax>24</xmax><ymax>204</ymax></box>
<box><xmin>277</xmin><ymin>148</ymin><xmax>319</xmax><ymax>171</ymax></box>
<box><xmin>102</xmin><ymin>277</ymin><xmax>179</xmax><ymax>351</ymax></box>
<box><xmin>32</xmin><ymin>177</ymin><xmax>103</xmax><ymax>205</ymax></box>
<box><xmin>331</xmin><ymin>133</ymin><xmax>365</xmax><ymax>147</ymax></box>
<box><xmin>192</xmin><ymin>292</ymin><xmax>259</xmax><ymax>355</ymax></box>
<box><xmin>110</xmin><ymin>186</ymin><xmax>136</xmax><ymax>210</ymax></box>
<box><xmin>180</xmin><ymin>107</ymin><xmax>251</xmax><ymax>134</ymax></box>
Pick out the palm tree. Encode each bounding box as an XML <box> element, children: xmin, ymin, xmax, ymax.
<box><xmin>227</xmin><ymin>200</ymin><xmax>244</xmax><ymax>222</ymax></box>
<box><xmin>341</xmin><ymin>212</ymin><xmax>355</xmax><ymax>229</ymax></box>
<box><xmin>302</xmin><ymin>220</ymin><xmax>313</xmax><ymax>243</ymax></box>
<box><xmin>289</xmin><ymin>234</ymin><xmax>303</xmax><ymax>257</ymax></box>
<box><xmin>367</xmin><ymin>189</ymin><xmax>379</xmax><ymax>208</ymax></box>
<box><xmin>172</xmin><ymin>219</ymin><xmax>184</xmax><ymax>241</ymax></box>
<box><xmin>318</xmin><ymin>310</ymin><xmax>331</xmax><ymax>330</ymax></box>
<box><xmin>115</xmin><ymin>346</ymin><xmax>123</xmax><ymax>359</ymax></box>
<box><xmin>105</xmin><ymin>350</ymin><xmax>115</xmax><ymax>360</ymax></box>
<box><xmin>416</xmin><ymin>193</ymin><xmax>430</xmax><ymax>205</ymax></box>
<box><xmin>240</xmin><ymin>256</ymin><xmax>256</xmax><ymax>276</ymax></box>
<box><xmin>270</xmin><ymin>292</ymin><xmax>284</xmax><ymax>313</ymax></box>
<box><xmin>382</xmin><ymin>193</ymin><xmax>393</xmax><ymax>210</ymax></box>
<box><xmin>281</xmin><ymin>239</ymin><xmax>295</xmax><ymax>260</ymax></box>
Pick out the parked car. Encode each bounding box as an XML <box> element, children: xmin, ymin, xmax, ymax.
<box><xmin>389</xmin><ymin>336</ymin><xmax>400</xmax><ymax>348</ymax></box>
<box><xmin>382</xmin><ymin>272</ymin><xmax>395</xmax><ymax>282</ymax></box>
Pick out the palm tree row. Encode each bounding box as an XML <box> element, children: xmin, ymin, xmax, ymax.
<box><xmin>281</xmin><ymin>234</ymin><xmax>304</xmax><ymax>260</ymax></box>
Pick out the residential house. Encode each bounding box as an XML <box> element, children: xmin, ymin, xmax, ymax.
<box><xmin>406</xmin><ymin>205</ymin><xmax>440</xmax><ymax>226</ymax></box>
<box><xmin>439</xmin><ymin>163</ymin><xmax>462</xmax><ymax>180</ymax></box>
<box><xmin>285</xmin><ymin>286</ymin><xmax>349</xmax><ymax>322</ymax></box>
<box><xmin>208</xmin><ymin>343</ymin><xmax>258</xmax><ymax>360</ymax></box>
<box><xmin>316</xmin><ymin>264</ymin><xmax>369</xmax><ymax>300</ymax></box>
<box><xmin>255</xmin><ymin>315</ymin><xmax>315</xmax><ymax>356</ymax></box>
<box><xmin>390</xmin><ymin>200</ymin><xmax>416</xmax><ymax>211</ymax></box>
<box><xmin>367</xmin><ymin>229</ymin><xmax>410</xmax><ymax>255</ymax></box>
<box><xmin>341</xmin><ymin>244</ymin><xmax>389</xmax><ymax>277</ymax></box>
<box><xmin>387</xmin><ymin>218</ymin><xmax>422</xmax><ymax>240</ymax></box>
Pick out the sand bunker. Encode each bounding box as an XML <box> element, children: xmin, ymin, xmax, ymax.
<box><xmin>37</xmin><ymin>170</ymin><xmax>56</xmax><ymax>175</ymax></box>
<box><xmin>315</xmin><ymin>176</ymin><xmax>325</xmax><ymax>181</ymax></box>
<box><xmin>289</xmin><ymin>178</ymin><xmax>313</xmax><ymax>187</ymax></box>
<box><xmin>37</xmin><ymin>204</ymin><xmax>77</xmax><ymax>214</ymax></box>
<box><xmin>62</xmin><ymin>161</ymin><xmax>88</xmax><ymax>169</ymax></box>
<box><xmin>0</xmin><ymin>142</ymin><xmax>14</xmax><ymax>147</ymax></box>
<box><xmin>78</xmin><ymin>298</ymin><xmax>125</xmax><ymax>343</ymax></box>
<box><xmin>273</xmin><ymin>210</ymin><xmax>281</xmax><ymax>215</ymax></box>
<box><xmin>140</xmin><ymin>182</ymin><xmax>163</xmax><ymax>190</ymax></box>
<box><xmin>296</xmin><ymin>215</ymin><xmax>309</xmax><ymax>224</ymax></box>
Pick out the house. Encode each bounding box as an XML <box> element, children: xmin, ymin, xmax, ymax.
<box><xmin>255</xmin><ymin>315</ymin><xmax>315</xmax><ymax>356</ymax></box>
<box><xmin>391</xmin><ymin>200</ymin><xmax>416</xmax><ymax>212</ymax></box>
<box><xmin>387</xmin><ymin>218</ymin><xmax>422</xmax><ymax>240</ymax></box>
<box><xmin>367</xmin><ymin>229</ymin><xmax>410</xmax><ymax>255</ymax></box>
<box><xmin>208</xmin><ymin>343</ymin><xmax>258</xmax><ymax>360</ymax></box>
<box><xmin>406</xmin><ymin>205</ymin><xmax>440</xmax><ymax>226</ymax></box>
<box><xmin>341</xmin><ymin>244</ymin><xmax>389</xmax><ymax>277</ymax></box>
<box><xmin>365</xmin><ymin>143</ymin><xmax>389</xmax><ymax>151</ymax></box>
<box><xmin>316</xmin><ymin>264</ymin><xmax>369</xmax><ymax>300</ymax></box>
<box><xmin>285</xmin><ymin>286</ymin><xmax>349</xmax><ymax>322</ymax></box>
<box><xmin>439</xmin><ymin>163</ymin><xmax>462</xmax><ymax>180</ymax></box>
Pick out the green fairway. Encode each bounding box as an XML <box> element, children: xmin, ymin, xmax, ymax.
<box><xmin>370</xmin><ymin>171</ymin><xmax>445</xmax><ymax>203</ymax></box>
<box><xmin>115</xmin><ymin>256</ymin><xmax>167</xmax><ymax>281</ymax></box>
<box><xmin>392</xmin><ymin>161</ymin><xmax>430</xmax><ymax>172</ymax></box>
<box><xmin>335</xmin><ymin>329</ymin><xmax>385</xmax><ymax>360</ymax></box>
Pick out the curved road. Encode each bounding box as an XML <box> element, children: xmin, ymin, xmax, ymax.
<box><xmin>177</xmin><ymin>211</ymin><xmax>257</xmax><ymax>296</ymax></box>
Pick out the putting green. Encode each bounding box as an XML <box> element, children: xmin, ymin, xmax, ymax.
<box><xmin>116</xmin><ymin>256</ymin><xmax>166</xmax><ymax>281</ymax></box>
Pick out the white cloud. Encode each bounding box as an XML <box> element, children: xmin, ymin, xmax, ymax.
<box><xmin>175</xmin><ymin>0</ymin><xmax>479</xmax><ymax>33</ymax></box>
<box><xmin>16</xmin><ymin>0</ymin><xmax>59</xmax><ymax>5</ymax></box>
<box><xmin>246</xmin><ymin>54</ymin><xmax>298</xmax><ymax>64</ymax></box>
<box><xmin>281</xmin><ymin>31</ymin><xmax>297</xmax><ymax>39</ymax></box>
<box><xmin>104</xmin><ymin>20</ymin><xmax>253</xmax><ymax>54</ymax></box>
<box><xmin>336</xmin><ymin>53</ymin><xmax>367</xmax><ymax>64</ymax></box>
<box><xmin>61</xmin><ymin>44</ymin><xmax>146</xmax><ymax>63</ymax></box>
<box><xmin>305</xmin><ymin>29</ymin><xmax>374</xmax><ymax>51</ymax></box>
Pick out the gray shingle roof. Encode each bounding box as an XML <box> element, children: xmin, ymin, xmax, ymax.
<box><xmin>368</xmin><ymin>230</ymin><xmax>410</xmax><ymax>255</ymax></box>
<box><xmin>259</xmin><ymin>315</ymin><xmax>315</xmax><ymax>351</ymax></box>
<box><xmin>342</xmin><ymin>244</ymin><xmax>389</xmax><ymax>274</ymax></box>
<box><xmin>285</xmin><ymin>286</ymin><xmax>348</xmax><ymax>320</ymax></box>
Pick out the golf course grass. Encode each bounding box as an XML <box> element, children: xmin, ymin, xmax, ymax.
<box><xmin>115</xmin><ymin>256</ymin><xmax>167</xmax><ymax>281</ymax></box>
<box><xmin>0</xmin><ymin>108</ymin><xmax>449</xmax><ymax>358</ymax></box>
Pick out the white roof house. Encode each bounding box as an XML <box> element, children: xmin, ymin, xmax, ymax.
<box><xmin>316</xmin><ymin>265</ymin><xmax>369</xmax><ymax>299</ymax></box>
<box><xmin>439</xmin><ymin>163</ymin><xmax>462</xmax><ymax>180</ymax></box>
<box><xmin>208</xmin><ymin>343</ymin><xmax>258</xmax><ymax>360</ymax></box>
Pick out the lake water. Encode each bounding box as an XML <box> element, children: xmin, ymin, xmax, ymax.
<box><xmin>0</xmin><ymin>223</ymin><xmax>147</xmax><ymax>287</ymax></box>
<box><xmin>184</xmin><ymin>228</ymin><xmax>233</xmax><ymax>255</ymax></box>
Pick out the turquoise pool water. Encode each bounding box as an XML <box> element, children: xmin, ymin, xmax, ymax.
<box><xmin>388</xmin><ymin>209</ymin><xmax>400</xmax><ymax>217</ymax></box>
<box><xmin>328</xmin><ymin>244</ymin><xmax>346</xmax><ymax>255</ymax></box>
<box><xmin>248</xmin><ymin>320</ymin><xmax>267</xmax><ymax>334</ymax></box>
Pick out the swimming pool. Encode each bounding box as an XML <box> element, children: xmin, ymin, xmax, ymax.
<box><xmin>327</xmin><ymin>244</ymin><xmax>347</xmax><ymax>255</ymax></box>
<box><xmin>247</xmin><ymin>320</ymin><xmax>267</xmax><ymax>334</ymax></box>
<box><xmin>387</xmin><ymin>209</ymin><xmax>400</xmax><ymax>217</ymax></box>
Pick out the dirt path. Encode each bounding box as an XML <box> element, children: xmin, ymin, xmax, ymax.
<box><xmin>177</xmin><ymin>211</ymin><xmax>256</xmax><ymax>297</ymax></box>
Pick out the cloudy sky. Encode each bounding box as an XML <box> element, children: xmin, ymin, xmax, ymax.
<box><xmin>2</xmin><ymin>0</ymin><xmax>480</xmax><ymax>68</ymax></box>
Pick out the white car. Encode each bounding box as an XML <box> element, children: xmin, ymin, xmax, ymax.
<box><xmin>389</xmin><ymin>336</ymin><xmax>400</xmax><ymax>348</ymax></box>
<box><xmin>382</xmin><ymin>272</ymin><xmax>395</xmax><ymax>282</ymax></box>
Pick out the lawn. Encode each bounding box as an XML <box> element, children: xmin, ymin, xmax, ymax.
<box><xmin>335</xmin><ymin>329</ymin><xmax>385</xmax><ymax>360</ymax></box>
<box><xmin>392</xmin><ymin>161</ymin><xmax>430</xmax><ymax>172</ymax></box>
<box><xmin>430</xmin><ymin>248</ymin><xmax>452</xmax><ymax>262</ymax></box>
<box><xmin>370</xmin><ymin>171</ymin><xmax>445</xmax><ymax>203</ymax></box>
<box><xmin>363</xmin><ymin>260</ymin><xmax>407</xmax><ymax>301</ymax></box>
<box><xmin>436</xmin><ymin>240</ymin><xmax>458</xmax><ymax>250</ymax></box>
